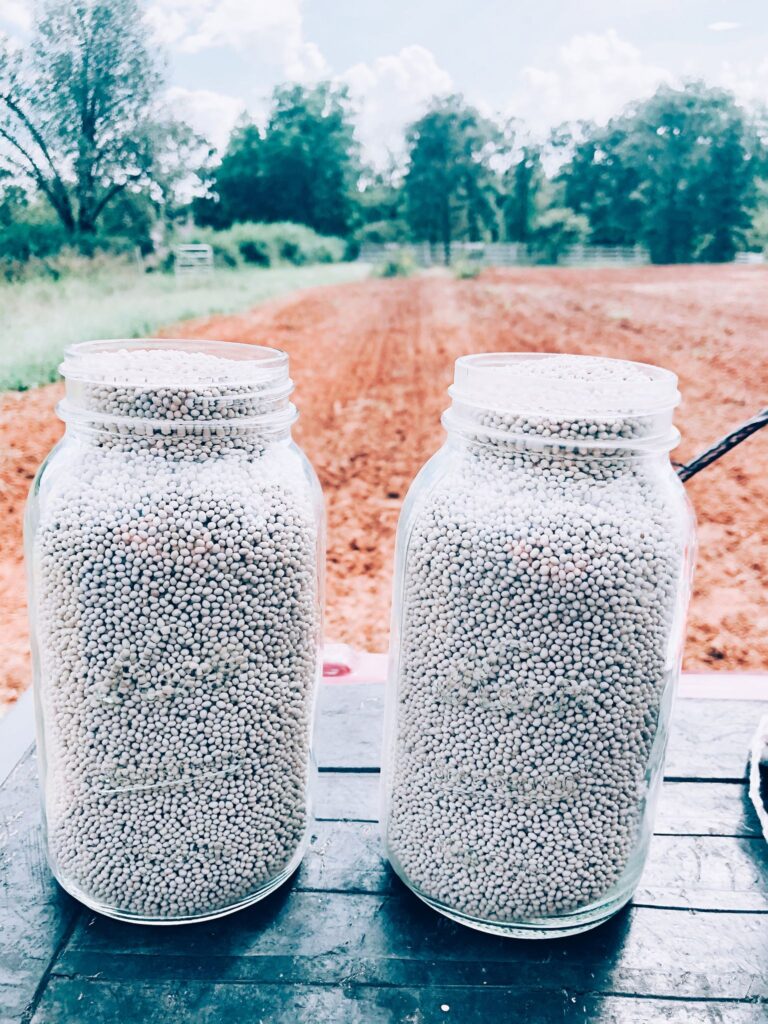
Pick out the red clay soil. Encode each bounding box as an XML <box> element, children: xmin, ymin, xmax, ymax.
<box><xmin>1</xmin><ymin>265</ymin><xmax>767</xmax><ymax>708</ymax></box>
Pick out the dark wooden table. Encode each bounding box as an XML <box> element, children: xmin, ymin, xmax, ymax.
<box><xmin>1</xmin><ymin>676</ymin><xmax>767</xmax><ymax>1023</ymax></box>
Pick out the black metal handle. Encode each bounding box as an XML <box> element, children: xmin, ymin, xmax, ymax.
<box><xmin>676</xmin><ymin>407</ymin><xmax>768</xmax><ymax>483</ymax></box>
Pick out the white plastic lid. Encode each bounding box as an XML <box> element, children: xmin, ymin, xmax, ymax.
<box><xmin>450</xmin><ymin>352</ymin><xmax>680</xmax><ymax>418</ymax></box>
<box><xmin>60</xmin><ymin>339</ymin><xmax>288</xmax><ymax>389</ymax></box>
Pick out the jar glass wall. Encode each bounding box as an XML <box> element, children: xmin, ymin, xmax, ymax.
<box><xmin>381</xmin><ymin>353</ymin><xmax>695</xmax><ymax>938</ymax></box>
<box><xmin>25</xmin><ymin>339</ymin><xmax>324</xmax><ymax>924</ymax></box>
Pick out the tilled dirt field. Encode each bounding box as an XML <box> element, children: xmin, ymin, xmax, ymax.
<box><xmin>1</xmin><ymin>265</ymin><xmax>766</xmax><ymax>708</ymax></box>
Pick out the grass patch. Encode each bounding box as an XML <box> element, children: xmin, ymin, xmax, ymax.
<box><xmin>0</xmin><ymin>262</ymin><xmax>369</xmax><ymax>391</ymax></box>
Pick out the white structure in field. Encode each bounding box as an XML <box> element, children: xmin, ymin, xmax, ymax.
<box><xmin>174</xmin><ymin>243</ymin><xmax>214</xmax><ymax>276</ymax></box>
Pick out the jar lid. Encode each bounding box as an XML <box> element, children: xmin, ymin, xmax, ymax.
<box><xmin>60</xmin><ymin>338</ymin><xmax>288</xmax><ymax>389</ymax></box>
<box><xmin>58</xmin><ymin>339</ymin><xmax>296</xmax><ymax>432</ymax></box>
<box><xmin>451</xmin><ymin>353</ymin><xmax>680</xmax><ymax>417</ymax></box>
<box><xmin>445</xmin><ymin>352</ymin><xmax>682</xmax><ymax>451</ymax></box>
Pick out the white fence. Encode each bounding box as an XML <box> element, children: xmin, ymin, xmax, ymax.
<box><xmin>735</xmin><ymin>251</ymin><xmax>766</xmax><ymax>265</ymax></box>
<box><xmin>174</xmin><ymin>243</ymin><xmax>214</xmax><ymax>277</ymax></box>
<box><xmin>359</xmin><ymin>242</ymin><xmax>768</xmax><ymax>268</ymax></box>
<box><xmin>358</xmin><ymin>241</ymin><xmax>650</xmax><ymax>268</ymax></box>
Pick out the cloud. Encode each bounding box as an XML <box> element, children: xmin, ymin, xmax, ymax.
<box><xmin>716</xmin><ymin>57</ymin><xmax>768</xmax><ymax>107</ymax></box>
<box><xmin>708</xmin><ymin>21</ymin><xmax>741</xmax><ymax>32</ymax></box>
<box><xmin>512</xmin><ymin>30</ymin><xmax>673</xmax><ymax>133</ymax></box>
<box><xmin>145</xmin><ymin>0</ymin><xmax>328</xmax><ymax>79</ymax></box>
<box><xmin>165</xmin><ymin>85</ymin><xmax>245</xmax><ymax>151</ymax></box>
<box><xmin>1</xmin><ymin>0</ymin><xmax>31</xmax><ymax>31</ymax></box>
<box><xmin>343</xmin><ymin>44</ymin><xmax>453</xmax><ymax>167</ymax></box>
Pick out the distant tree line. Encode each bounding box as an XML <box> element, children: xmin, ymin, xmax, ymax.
<box><xmin>2</xmin><ymin>0</ymin><xmax>768</xmax><ymax>269</ymax></box>
<box><xmin>197</xmin><ymin>79</ymin><xmax>768</xmax><ymax>264</ymax></box>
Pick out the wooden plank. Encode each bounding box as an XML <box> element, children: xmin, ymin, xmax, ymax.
<box><xmin>0</xmin><ymin>750</ymin><xmax>79</xmax><ymax>1023</ymax></box>
<box><xmin>665</xmin><ymin>700</ymin><xmax>764</xmax><ymax>781</ymax></box>
<box><xmin>1</xmin><ymin>686</ymin><xmax>765</xmax><ymax>1021</ymax></box>
<box><xmin>655</xmin><ymin>782</ymin><xmax>760</xmax><ymax>838</ymax></box>
<box><xmin>56</xmin><ymin>894</ymin><xmax>768</xmax><ymax>1001</ymax></box>
<box><xmin>315</xmin><ymin>683</ymin><xmax>384</xmax><ymax>770</ymax></box>
<box><xmin>29</xmin><ymin>979</ymin><xmax>768</xmax><ymax>1024</ymax></box>
<box><xmin>0</xmin><ymin>689</ymin><xmax>34</xmax><ymax>787</ymax></box>
<box><xmin>315</xmin><ymin>771</ymin><xmax>379</xmax><ymax>821</ymax></box>
<box><xmin>679</xmin><ymin>674</ymin><xmax>768</xmax><ymax>701</ymax></box>
<box><xmin>1</xmin><ymin>767</ymin><xmax>760</xmax><ymax>1017</ymax></box>
<box><xmin>636</xmin><ymin>833</ymin><xmax>768</xmax><ymax>912</ymax></box>
<box><xmin>315</xmin><ymin>684</ymin><xmax>767</xmax><ymax>782</ymax></box>
<box><xmin>295</xmin><ymin>821</ymin><xmax>768</xmax><ymax>913</ymax></box>
<box><xmin>300</xmin><ymin>822</ymin><xmax>388</xmax><ymax>894</ymax></box>
<box><xmin>315</xmin><ymin>772</ymin><xmax>762</xmax><ymax>839</ymax></box>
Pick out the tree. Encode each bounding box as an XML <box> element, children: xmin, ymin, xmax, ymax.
<box><xmin>530</xmin><ymin>207</ymin><xmax>589</xmax><ymax>263</ymax></box>
<box><xmin>261</xmin><ymin>82</ymin><xmax>360</xmax><ymax>236</ymax></box>
<box><xmin>404</xmin><ymin>95</ymin><xmax>500</xmax><ymax>263</ymax></box>
<box><xmin>0</xmin><ymin>0</ymin><xmax>193</xmax><ymax>239</ymax></box>
<box><xmin>557</xmin><ymin>82</ymin><xmax>758</xmax><ymax>262</ymax></box>
<box><xmin>350</xmin><ymin>164</ymin><xmax>409</xmax><ymax>251</ymax></box>
<box><xmin>202</xmin><ymin>82</ymin><xmax>361</xmax><ymax>236</ymax></box>
<box><xmin>194</xmin><ymin>120</ymin><xmax>264</xmax><ymax>228</ymax></box>
<box><xmin>695</xmin><ymin>114</ymin><xmax>754</xmax><ymax>261</ymax></box>
<box><xmin>557</xmin><ymin>121</ymin><xmax>645</xmax><ymax>247</ymax></box>
<box><xmin>746</xmin><ymin>178</ymin><xmax>768</xmax><ymax>253</ymax></box>
<box><xmin>501</xmin><ymin>146</ymin><xmax>543</xmax><ymax>243</ymax></box>
<box><xmin>357</xmin><ymin>163</ymin><xmax>403</xmax><ymax>227</ymax></box>
<box><xmin>498</xmin><ymin>121</ymin><xmax>544</xmax><ymax>243</ymax></box>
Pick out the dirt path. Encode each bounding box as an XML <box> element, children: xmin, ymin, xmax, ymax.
<box><xmin>2</xmin><ymin>266</ymin><xmax>767</xmax><ymax>707</ymax></box>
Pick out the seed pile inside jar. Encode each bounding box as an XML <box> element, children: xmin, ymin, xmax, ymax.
<box><xmin>386</xmin><ymin>355</ymin><xmax>684</xmax><ymax>923</ymax></box>
<box><xmin>35</xmin><ymin>348</ymin><xmax>320</xmax><ymax>918</ymax></box>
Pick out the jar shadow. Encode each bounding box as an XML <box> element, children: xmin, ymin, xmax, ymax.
<box><xmin>380</xmin><ymin>865</ymin><xmax>634</xmax><ymax>1004</ymax></box>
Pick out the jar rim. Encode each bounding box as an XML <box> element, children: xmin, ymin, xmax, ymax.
<box><xmin>451</xmin><ymin>352</ymin><xmax>680</xmax><ymax>417</ymax></box>
<box><xmin>60</xmin><ymin>338</ymin><xmax>288</xmax><ymax>387</ymax></box>
<box><xmin>446</xmin><ymin>351</ymin><xmax>682</xmax><ymax>452</ymax></box>
<box><xmin>58</xmin><ymin>339</ymin><xmax>296</xmax><ymax>433</ymax></box>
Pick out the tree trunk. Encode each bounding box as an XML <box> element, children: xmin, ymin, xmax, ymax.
<box><xmin>56</xmin><ymin>196</ymin><xmax>77</xmax><ymax>235</ymax></box>
<box><xmin>442</xmin><ymin>199</ymin><xmax>452</xmax><ymax>266</ymax></box>
<box><xmin>76</xmin><ymin>206</ymin><xmax>97</xmax><ymax>235</ymax></box>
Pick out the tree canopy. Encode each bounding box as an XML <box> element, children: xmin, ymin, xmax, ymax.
<box><xmin>403</xmin><ymin>95</ymin><xmax>500</xmax><ymax>261</ymax></box>
<box><xmin>0</xmin><ymin>0</ymin><xmax>193</xmax><ymax>239</ymax></box>
<box><xmin>2</xmin><ymin>10</ymin><xmax>768</xmax><ymax>270</ymax></box>
<box><xmin>198</xmin><ymin>82</ymin><xmax>361</xmax><ymax>237</ymax></box>
<box><xmin>558</xmin><ymin>83</ymin><xmax>759</xmax><ymax>262</ymax></box>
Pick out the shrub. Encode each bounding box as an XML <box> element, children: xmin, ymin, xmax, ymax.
<box><xmin>373</xmin><ymin>248</ymin><xmax>417</xmax><ymax>278</ymax></box>
<box><xmin>0</xmin><ymin>208</ymin><xmax>69</xmax><ymax>279</ymax></box>
<box><xmin>347</xmin><ymin>219</ymin><xmax>411</xmax><ymax>260</ymax></box>
<box><xmin>453</xmin><ymin>259</ymin><xmax>484</xmax><ymax>279</ymax></box>
<box><xmin>175</xmin><ymin>222</ymin><xmax>346</xmax><ymax>271</ymax></box>
<box><xmin>0</xmin><ymin>188</ymin><xmax>159</xmax><ymax>281</ymax></box>
<box><xmin>238</xmin><ymin>238</ymin><xmax>271</xmax><ymax>266</ymax></box>
<box><xmin>0</xmin><ymin>240</ymin><xmax>139</xmax><ymax>283</ymax></box>
<box><xmin>529</xmin><ymin>208</ymin><xmax>590</xmax><ymax>264</ymax></box>
<box><xmin>279</xmin><ymin>238</ymin><xmax>305</xmax><ymax>265</ymax></box>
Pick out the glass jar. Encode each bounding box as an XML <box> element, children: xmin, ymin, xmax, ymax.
<box><xmin>381</xmin><ymin>353</ymin><xmax>695</xmax><ymax>938</ymax></box>
<box><xmin>25</xmin><ymin>339</ymin><xmax>324</xmax><ymax>924</ymax></box>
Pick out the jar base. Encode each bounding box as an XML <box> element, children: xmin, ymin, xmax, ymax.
<box><xmin>49</xmin><ymin>848</ymin><xmax>304</xmax><ymax>926</ymax></box>
<box><xmin>406</xmin><ymin>884</ymin><xmax>633</xmax><ymax>939</ymax></box>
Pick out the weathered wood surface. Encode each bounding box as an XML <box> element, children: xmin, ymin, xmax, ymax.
<box><xmin>1</xmin><ymin>686</ymin><xmax>766</xmax><ymax>1023</ymax></box>
<box><xmin>314</xmin><ymin>684</ymin><xmax>762</xmax><ymax>781</ymax></box>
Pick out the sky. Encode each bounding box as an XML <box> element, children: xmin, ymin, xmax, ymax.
<box><xmin>2</xmin><ymin>0</ymin><xmax>768</xmax><ymax>165</ymax></box>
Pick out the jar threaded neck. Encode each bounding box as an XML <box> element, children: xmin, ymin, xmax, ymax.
<box><xmin>58</xmin><ymin>339</ymin><xmax>296</xmax><ymax>441</ymax></box>
<box><xmin>444</xmin><ymin>352</ymin><xmax>680</xmax><ymax>452</ymax></box>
